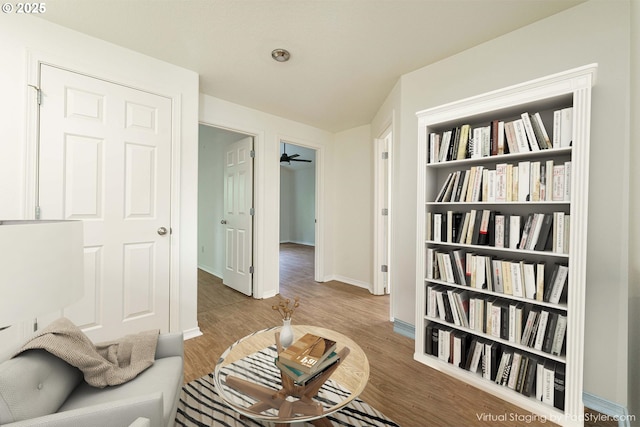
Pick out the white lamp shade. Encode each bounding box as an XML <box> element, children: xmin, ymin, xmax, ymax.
<box><xmin>0</xmin><ymin>220</ymin><xmax>84</xmax><ymax>327</ymax></box>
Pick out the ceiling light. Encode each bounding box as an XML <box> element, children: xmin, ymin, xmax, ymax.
<box><xmin>271</xmin><ymin>49</ymin><xmax>291</xmax><ymax>62</ymax></box>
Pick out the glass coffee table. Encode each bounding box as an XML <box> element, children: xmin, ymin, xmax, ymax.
<box><xmin>214</xmin><ymin>325</ymin><xmax>369</xmax><ymax>426</ymax></box>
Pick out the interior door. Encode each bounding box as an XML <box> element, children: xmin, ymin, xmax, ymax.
<box><xmin>37</xmin><ymin>64</ymin><xmax>172</xmax><ymax>341</ymax></box>
<box><xmin>222</xmin><ymin>137</ymin><xmax>254</xmax><ymax>296</ymax></box>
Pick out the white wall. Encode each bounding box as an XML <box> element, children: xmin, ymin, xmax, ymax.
<box><xmin>290</xmin><ymin>167</ymin><xmax>316</xmax><ymax>246</ymax></box>
<box><xmin>280</xmin><ymin>165</ymin><xmax>316</xmax><ymax>246</ymax></box>
<box><xmin>280</xmin><ymin>167</ymin><xmax>294</xmax><ymax>243</ymax></box>
<box><xmin>0</xmin><ymin>15</ymin><xmax>199</xmax><ymax>339</ymax></box>
<box><xmin>376</xmin><ymin>0</ymin><xmax>631</xmax><ymax>409</ymax></box>
<box><xmin>331</xmin><ymin>125</ymin><xmax>374</xmax><ymax>289</ymax></box>
<box><xmin>199</xmin><ymin>95</ymin><xmax>335</xmax><ymax>295</ymax></box>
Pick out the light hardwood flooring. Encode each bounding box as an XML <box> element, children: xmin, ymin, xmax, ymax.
<box><xmin>184</xmin><ymin>243</ymin><xmax>615</xmax><ymax>427</ymax></box>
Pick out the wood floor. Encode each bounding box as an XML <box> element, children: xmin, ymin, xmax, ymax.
<box><xmin>184</xmin><ymin>243</ymin><xmax>615</xmax><ymax>427</ymax></box>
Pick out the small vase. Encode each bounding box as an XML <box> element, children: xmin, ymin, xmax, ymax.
<box><xmin>280</xmin><ymin>319</ymin><xmax>294</xmax><ymax>348</ymax></box>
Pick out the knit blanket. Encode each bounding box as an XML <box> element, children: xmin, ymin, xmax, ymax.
<box><xmin>15</xmin><ymin>317</ymin><xmax>159</xmax><ymax>388</ymax></box>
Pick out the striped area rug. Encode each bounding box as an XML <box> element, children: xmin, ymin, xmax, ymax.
<box><xmin>175</xmin><ymin>345</ymin><xmax>400</xmax><ymax>427</ymax></box>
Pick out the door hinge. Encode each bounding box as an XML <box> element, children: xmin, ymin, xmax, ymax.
<box><xmin>35</xmin><ymin>206</ymin><xmax>41</xmax><ymax>219</ymax></box>
<box><xmin>249</xmin><ymin>266</ymin><xmax>254</xmax><ymax>274</ymax></box>
<box><xmin>381</xmin><ymin>264</ymin><xmax>388</xmax><ymax>273</ymax></box>
<box><xmin>381</xmin><ymin>208</ymin><xmax>389</xmax><ymax>216</ymax></box>
<box><xmin>250</xmin><ymin>150</ymin><xmax>255</xmax><ymax>158</ymax></box>
<box><xmin>382</xmin><ymin>151</ymin><xmax>389</xmax><ymax>160</ymax></box>
<box><xmin>28</xmin><ymin>85</ymin><xmax>41</xmax><ymax>105</ymax></box>
<box><xmin>250</xmin><ymin>208</ymin><xmax>255</xmax><ymax>216</ymax></box>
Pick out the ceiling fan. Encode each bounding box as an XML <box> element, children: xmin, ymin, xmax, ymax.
<box><xmin>280</xmin><ymin>143</ymin><xmax>311</xmax><ymax>164</ymax></box>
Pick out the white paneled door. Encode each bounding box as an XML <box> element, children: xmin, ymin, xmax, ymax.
<box><xmin>222</xmin><ymin>137</ymin><xmax>253</xmax><ymax>296</ymax></box>
<box><xmin>37</xmin><ymin>64</ymin><xmax>172</xmax><ymax>341</ymax></box>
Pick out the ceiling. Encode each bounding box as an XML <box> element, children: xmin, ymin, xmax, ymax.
<box><xmin>38</xmin><ymin>0</ymin><xmax>584</xmax><ymax>132</ymax></box>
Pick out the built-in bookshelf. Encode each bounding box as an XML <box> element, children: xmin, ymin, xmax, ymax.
<box><xmin>415</xmin><ymin>65</ymin><xmax>596</xmax><ymax>427</ymax></box>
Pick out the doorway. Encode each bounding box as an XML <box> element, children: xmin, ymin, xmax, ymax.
<box><xmin>279</xmin><ymin>141</ymin><xmax>317</xmax><ymax>286</ymax></box>
<box><xmin>198</xmin><ymin>124</ymin><xmax>254</xmax><ymax>296</ymax></box>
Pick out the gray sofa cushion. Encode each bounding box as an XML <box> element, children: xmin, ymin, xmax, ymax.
<box><xmin>58</xmin><ymin>356</ymin><xmax>183</xmax><ymax>427</ymax></box>
<box><xmin>0</xmin><ymin>350</ymin><xmax>83</xmax><ymax>424</ymax></box>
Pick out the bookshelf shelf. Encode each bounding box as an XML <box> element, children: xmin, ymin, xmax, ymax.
<box><xmin>424</xmin><ymin>316</ymin><xmax>567</xmax><ymax>364</ymax></box>
<box><xmin>423</xmin><ymin>240</ymin><xmax>570</xmax><ymax>259</ymax></box>
<box><xmin>426</xmin><ymin>146</ymin><xmax>573</xmax><ymax>169</ymax></box>
<box><xmin>415</xmin><ymin>64</ymin><xmax>596</xmax><ymax>427</ymax></box>
<box><xmin>424</xmin><ymin>278</ymin><xmax>569</xmax><ymax>311</ymax></box>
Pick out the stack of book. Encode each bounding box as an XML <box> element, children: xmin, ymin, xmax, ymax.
<box><xmin>276</xmin><ymin>332</ymin><xmax>339</xmax><ymax>385</ymax></box>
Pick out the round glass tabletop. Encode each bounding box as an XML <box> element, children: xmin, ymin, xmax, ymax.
<box><xmin>213</xmin><ymin>324</ymin><xmax>370</xmax><ymax>424</ymax></box>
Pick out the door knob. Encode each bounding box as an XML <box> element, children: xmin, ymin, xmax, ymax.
<box><xmin>221</xmin><ymin>220</ymin><xmax>227</xmax><ymax>224</ymax></box>
<box><xmin>157</xmin><ymin>227</ymin><xmax>168</xmax><ymax>235</ymax></box>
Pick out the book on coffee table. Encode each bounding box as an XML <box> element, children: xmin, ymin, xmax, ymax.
<box><xmin>278</xmin><ymin>333</ymin><xmax>337</xmax><ymax>373</ymax></box>
<box><xmin>276</xmin><ymin>351</ymin><xmax>339</xmax><ymax>384</ymax></box>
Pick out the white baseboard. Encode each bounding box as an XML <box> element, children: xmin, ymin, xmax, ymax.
<box><xmin>182</xmin><ymin>327</ymin><xmax>202</xmax><ymax>340</ymax></box>
<box><xmin>280</xmin><ymin>240</ymin><xmax>315</xmax><ymax>247</ymax></box>
<box><xmin>393</xmin><ymin>319</ymin><xmax>416</xmax><ymax>339</ymax></box>
<box><xmin>197</xmin><ymin>264</ymin><xmax>221</xmax><ymax>279</ymax></box>
<box><xmin>583</xmin><ymin>392</ymin><xmax>633</xmax><ymax>427</ymax></box>
<box><xmin>323</xmin><ymin>274</ymin><xmax>372</xmax><ymax>292</ymax></box>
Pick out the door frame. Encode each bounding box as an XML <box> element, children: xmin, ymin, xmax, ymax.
<box><xmin>373</xmin><ymin>123</ymin><xmax>393</xmax><ymax>298</ymax></box>
<box><xmin>277</xmin><ymin>135</ymin><xmax>325</xmax><ymax>284</ymax></box>
<box><xmin>24</xmin><ymin>52</ymin><xmax>186</xmax><ymax>334</ymax></box>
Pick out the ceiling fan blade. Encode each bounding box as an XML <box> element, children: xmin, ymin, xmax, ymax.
<box><xmin>288</xmin><ymin>153</ymin><xmax>300</xmax><ymax>159</ymax></box>
<box><xmin>291</xmin><ymin>158</ymin><xmax>312</xmax><ymax>162</ymax></box>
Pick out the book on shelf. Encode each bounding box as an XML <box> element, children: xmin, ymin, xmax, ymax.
<box><xmin>518</xmin><ymin>161</ymin><xmax>530</xmax><ymax>202</ymax></box>
<box><xmin>467</xmin><ymin>338</ymin><xmax>483</xmax><ymax>373</ymax></box>
<box><xmin>531</xmin><ymin>112</ymin><xmax>552</xmax><ymax>149</ymax></box>
<box><xmin>438</xmin><ymin>327</ymin><xmax>452</xmax><ymax>362</ymax></box>
<box><xmin>552</xmin><ymin>165</ymin><xmax>565</xmax><ymax>201</ymax></box>
<box><xmin>512</xmin><ymin>119</ymin><xmax>531</xmax><ymax>153</ymax></box>
<box><xmin>456</xmin><ymin>124</ymin><xmax>470</xmax><ymax>160</ymax></box>
<box><xmin>515</xmin><ymin>355</ymin><xmax>530</xmax><ymax>393</ymax></box>
<box><xmin>279</xmin><ymin>333</ymin><xmax>338</xmax><ymax>373</ymax></box>
<box><xmin>533</xmin><ymin>310</ymin><xmax>550</xmax><ymax>351</ymax></box>
<box><xmin>452</xmin><ymin>330</ymin><xmax>470</xmax><ymax>368</ymax></box>
<box><xmin>276</xmin><ymin>350</ymin><xmax>339</xmax><ymax>385</ymax></box>
<box><xmin>522</xmin><ymin>262</ymin><xmax>537</xmax><ymax>300</ymax></box>
<box><xmin>542</xmin><ymin>312</ymin><xmax>559</xmax><ymax>354</ymax></box>
<box><xmin>554</xmin><ymin>363</ymin><xmax>566</xmax><ymax>410</ymax></box>
<box><xmin>482</xmin><ymin>340</ymin><xmax>500</xmax><ymax>381</ymax></box>
<box><xmin>429</xmin><ymin>132</ymin><xmax>440</xmax><ymax>164</ymax></box>
<box><xmin>564</xmin><ymin>161</ymin><xmax>572</xmax><ymax>201</ymax></box>
<box><xmin>551</xmin><ymin>315</ymin><xmax>567</xmax><ymax>356</ymax></box>
<box><xmin>553</xmin><ymin>107</ymin><xmax>573</xmax><ymax>148</ymax></box>
<box><xmin>545</xmin><ymin>263</ymin><xmax>569</xmax><ymax>304</ymax></box>
<box><xmin>542</xmin><ymin>361</ymin><xmax>556</xmax><ymax>406</ymax></box>
<box><xmin>521</xmin><ymin>112</ymin><xmax>541</xmax><ymax>151</ymax></box>
<box><xmin>438</xmin><ymin>130</ymin><xmax>453</xmax><ymax>162</ymax></box>
<box><xmin>497</xmin><ymin>350</ymin><xmax>513</xmax><ymax>386</ymax></box>
<box><xmin>494</xmin><ymin>214</ymin><xmax>505</xmax><ymax>248</ymax></box>
<box><xmin>507</xmin><ymin>352</ymin><xmax>522</xmax><ymax>390</ymax></box>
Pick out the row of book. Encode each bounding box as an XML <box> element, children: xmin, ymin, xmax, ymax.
<box><xmin>434</xmin><ymin>160</ymin><xmax>571</xmax><ymax>204</ymax></box>
<box><xmin>428</xmin><ymin>108</ymin><xmax>573</xmax><ymax>163</ymax></box>
<box><xmin>427</xmin><ymin>287</ymin><xmax>567</xmax><ymax>356</ymax></box>
<box><xmin>275</xmin><ymin>333</ymin><xmax>338</xmax><ymax>385</ymax></box>
<box><xmin>426</xmin><ymin>249</ymin><xmax>569</xmax><ymax>304</ymax></box>
<box><xmin>425</xmin><ymin>323</ymin><xmax>565</xmax><ymax>410</ymax></box>
<box><xmin>427</xmin><ymin>210</ymin><xmax>570</xmax><ymax>255</ymax></box>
